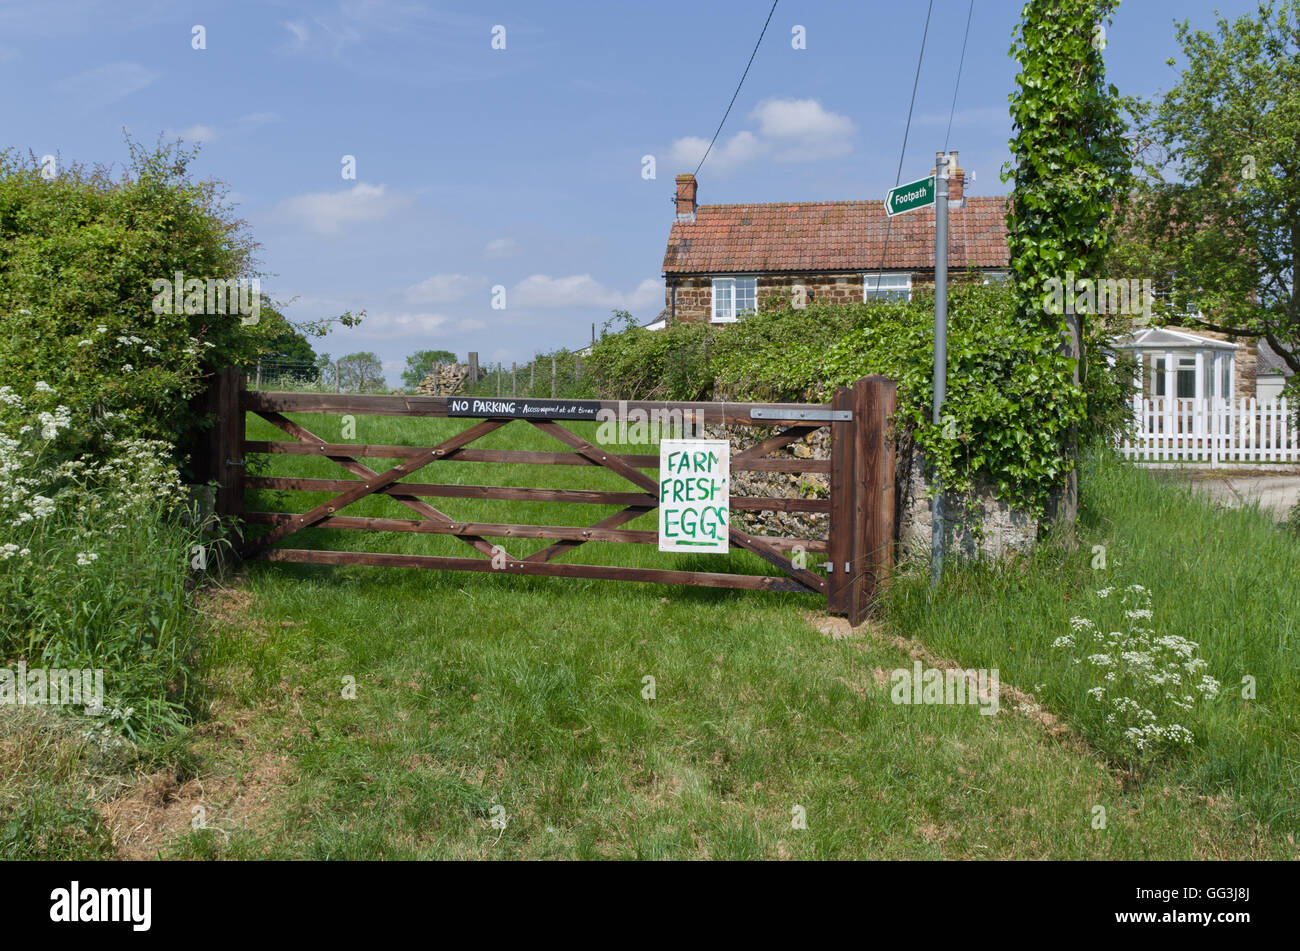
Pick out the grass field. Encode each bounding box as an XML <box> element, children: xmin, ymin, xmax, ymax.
<box><xmin>86</xmin><ymin>410</ymin><xmax>1291</xmax><ymax>859</ymax></box>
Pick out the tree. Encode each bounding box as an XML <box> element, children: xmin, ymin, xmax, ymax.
<box><xmin>1116</xmin><ymin>1</ymin><xmax>1300</xmax><ymax>391</ymax></box>
<box><xmin>336</xmin><ymin>351</ymin><xmax>385</xmax><ymax>392</ymax></box>
<box><xmin>257</xmin><ymin>302</ymin><xmax>319</xmax><ymax>381</ymax></box>
<box><xmin>1003</xmin><ymin>0</ymin><xmax>1131</xmax><ymax>528</ymax></box>
<box><xmin>401</xmin><ymin>348</ymin><xmax>458</xmax><ymax>389</ymax></box>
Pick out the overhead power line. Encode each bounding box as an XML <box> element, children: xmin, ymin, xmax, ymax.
<box><xmin>870</xmin><ymin>0</ymin><xmax>936</xmax><ymax>294</ymax></box>
<box><xmin>693</xmin><ymin>0</ymin><xmax>780</xmax><ymax>177</ymax></box>
<box><xmin>944</xmin><ymin>0</ymin><xmax>976</xmax><ymax>155</ymax></box>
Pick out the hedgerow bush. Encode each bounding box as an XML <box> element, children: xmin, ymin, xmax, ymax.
<box><xmin>0</xmin><ymin>139</ymin><xmax>289</xmax><ymax>749</ymax></box>
<box><xmin>584</xmin><ymin>312</ymin><xmax>717</xmax><ymax>401</ymax></box>
<box><xmin>584</xmin><ymin>282</ymin><xmax>1130</xmax><ymax>515</ymax></box>
<box><xmin>0</xmin><ymin>139</ymin><xmax>294</xmax><ymax>470</ymax></box>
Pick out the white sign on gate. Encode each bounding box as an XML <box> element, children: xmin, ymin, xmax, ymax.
<box><xmin>657</xmin><ymin>439</ymin><xmax>730</xmax><ymax>554</ymax></box>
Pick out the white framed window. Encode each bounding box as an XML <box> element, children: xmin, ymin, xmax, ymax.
<box><xmin>864</xmin><ymin>272</ymin><xmax>911</xmax><ymax>301</ymax></box>
<box><xmin>711</xmin><ymin>276</ymin><xmax>757</xmax><ymax>322</ymax></box>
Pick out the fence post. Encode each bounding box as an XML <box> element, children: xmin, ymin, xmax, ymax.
<box><xmin>552</xmin><ymin>355</ymin><xmax>557</xmax><ymax>397</ymax></box>
<box><xmin>512</xmin><ymin>362</ymin><xmax>517</xmax><ymax>397</ymax></box>
<box><xmin>468</xmin><ymin>352</ymin><xmax>479</xmax><ymax>384</ymax></box>
<box><xmin>828</xmin><ymin>376</ymin><xmax>895</xmax><ymax>625</ymax></box>
<box><xmin>211</xmin><ymin>367</ymin><xmax>246</xmax><ymax>520</ymax></box>
<box><xmin>859</xmin><ymin>375</ymin><xmax>896</xmax><ymax>613</ymax></box>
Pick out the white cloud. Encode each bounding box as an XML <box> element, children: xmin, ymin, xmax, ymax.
<box><xmin>405</xmin><ymin>273</ymin><xmax>479</xmax><ymax>303</ymax></box>
<box><xmin>55</xmin><ymin>62</ymin><xmax>158</xmax><ymax>108</ymax></box>
<box><xmin>357</xmin><ymin>311</ymin><xmax>452</xmax><ymax>335</ymax></box>
<box><xmin>282</xmin><ymin>20</ymin><xmax>310</xmax><ymax>50</ymax></box>
<box><xmin>668</xmin><ymin>130</ymin><xmax>763</xmax><ymax>175</ymax></box>
<box><xmin>482</xmin><ymin>237</ymin><xmax>517</xmax><ymax>260</ymax></box>
<box><xmin>457</xmin><ymin>318</ymin><xmax>486</xmax><ymax>332</ymax></box>
<box><xmin>514</xmin><ymin>274</ymin><xmax>660</xmax><ymax>311</ymax></box>
<box><xmin>668</xmin><ymin>98</ymin><xmax>853</xmax><ymax>175</ymax></box>
<box><xmin>274</xmin><ymin>183</ymin><xmax>408</xmax><ymax>237</ymax></box>
<box><xmin>281</xmin><ymin>1</ymin><xmax>427</xmax><ymax>55</ymax></box>
<box><xmin>237</xmin><ymin>111</ymin><xmax>282</xmax><ymax>128</ymax></box>
<box><xmin>164</xmin><ymin>124</ymin><xmax>218</xmax><ymax>144</ymax></box>
<box><xmin>750</xmin><ymin>98</ymin><xmax>854</xmax><ymax>162</ymax></box>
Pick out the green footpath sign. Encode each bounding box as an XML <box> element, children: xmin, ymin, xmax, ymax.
<box><xmin>885</xmin><ymin>175</ymin><xmax>935</xmax><ymax>217</ymax></box>
<box><xmin>658</xmin><ymin>439</ymin><xmax>730</xmax><ymax>554</ymax></box>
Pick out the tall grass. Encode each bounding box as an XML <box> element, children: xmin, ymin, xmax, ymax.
<box><xmin>1</xmin><ymin>494</ymin><xmax>206</xmax><ymax>741</ymax></box>
<box><xmin>1</xmin><ymin>385</ymin><xmax>208</xmax><ymax>744</ymax></box>
<box><xmin>884</xmin><ymin>449</ymin><xmax>1300</xmax><ymax>833</ymax></box>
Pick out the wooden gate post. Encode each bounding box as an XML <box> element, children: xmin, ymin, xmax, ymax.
<box><xmin>213</xmin><ymin>367</ymin><xmax>246</xmax><ymax>519</ymax></box>
<box><xmin>858</xmin><ymin>375</ymin><xmax>896</xmax><ymax>613</ymax></box>
<box><xmin>828</xmin><ymin>375</ymin><xmax>895</xmax><ymax>625</ymax></box>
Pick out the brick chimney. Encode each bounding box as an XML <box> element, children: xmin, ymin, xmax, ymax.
<box><xmin>675</xmin><ymin>173</ymin><xmax>697</xmax><ymax>221</ymax></box>
<box><xmin>931</xmin><ymin>152</ymin><xmax>964</xmax><ymax>204</ymax></box>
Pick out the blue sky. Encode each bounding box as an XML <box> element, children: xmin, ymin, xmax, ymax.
<box><xmin>0</xmin><ymin>0</ymin><xmax>1266</xmax><ymax>385</ymax></box>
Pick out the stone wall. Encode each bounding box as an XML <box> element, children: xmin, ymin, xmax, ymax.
<box><xmin>706</xmin><ymin>423</ymin><xmax>1036</xmax><ymax>561</ymax></box>
<box><xmin>894</xmin><ymin>444</ymin><xmax>1038</xmax><ymax>560</ymax></box>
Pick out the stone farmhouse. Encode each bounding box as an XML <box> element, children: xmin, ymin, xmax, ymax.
<box><xmin>659</xmin><ymin>157</ymin><xmax>1288</xmax><ymax>404</ymax></box>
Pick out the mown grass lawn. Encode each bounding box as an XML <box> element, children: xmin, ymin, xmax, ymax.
<box><xmin>147</xmin><ymin>412</ymin><xmax>1297</xmax><ymax>859</ymax></box>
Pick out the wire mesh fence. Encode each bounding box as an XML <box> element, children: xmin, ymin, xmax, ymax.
<box><xmin>460</xmin><ymin>351</ymin><xmax>594</xmax><ymax>400</ymax></box>
<box><xmin>247</xmin><ymin>348</ymin><xmax>598</xmax><ymax>397</ymax></box>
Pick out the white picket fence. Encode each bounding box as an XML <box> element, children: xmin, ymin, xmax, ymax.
<box><xmin>1121</xmin><ymin>397</ymin><xmax>1299</xmax><ymax>465</ymax></box>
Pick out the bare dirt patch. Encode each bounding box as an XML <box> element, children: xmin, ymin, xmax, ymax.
<box><xmin>92</xmin><ymin>579</ymin><xmax>301</xmax><ymax>859</ymax></box>
<box><xmin>96</xmin><ymin>751</ymin><xmax>291</xmax><ymax>859</ymax></box>
<box><xmin>805</xmin><ymin>610</ymin><xmax>1077</xmax><ymax>743</ymax></box>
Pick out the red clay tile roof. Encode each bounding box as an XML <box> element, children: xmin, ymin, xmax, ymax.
<box><xmin>662</xmin><ymin>195</ymin><xmax>1009</xmax><ymax>275</ymax></box>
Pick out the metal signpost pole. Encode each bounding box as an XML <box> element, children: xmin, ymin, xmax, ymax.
<box><xmin>931</xmin><ymin>152</ymin><xmax>949</xmax><ymax>586</ymax></box>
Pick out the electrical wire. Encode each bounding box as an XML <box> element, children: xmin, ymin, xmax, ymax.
<box><xmin>693</xmin><ymin>0</ymin><xmax>780</xmax><ymax>177</ymax></box>
<box><xmin>868</xmin><ymin>0</ymin><xmax>935</xmax><ymax>295</ymax></box>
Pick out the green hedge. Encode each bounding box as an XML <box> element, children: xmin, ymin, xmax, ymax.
<box><xmin>584</xmin><ymin>284</ymin><xmax>1130</xmax><ymax>513</ymax></box>
<box><xmin>0</xmin><ymin>140</ymin><xmax>286</xmax><ymax>472</ymax></box>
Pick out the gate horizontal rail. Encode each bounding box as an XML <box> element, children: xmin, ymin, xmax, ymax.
<box><xmin>243</xmin><ymin>476</ymin><xmax>831</xmax><ymax>512</ymax></box>
<box><xmin>199</xmin><ymin>369</ymin><xmax>896</xmax><ymax>624</ymax></box>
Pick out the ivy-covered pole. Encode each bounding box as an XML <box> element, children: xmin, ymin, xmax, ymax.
<box><xmin>1004</xmin><ymin>0</ymin><xmax>1129</xmax><ymax>529</ymax></box>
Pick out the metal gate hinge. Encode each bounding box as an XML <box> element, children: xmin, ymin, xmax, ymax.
<box><xmin>226</xmin><ymin>458</ymin><xmax>246</xmax><ymax>468</ymax></box>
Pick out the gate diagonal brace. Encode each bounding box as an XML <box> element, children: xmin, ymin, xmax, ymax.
<box><xmin>245</xmin><ymin>412</ymin><xmax>513</xmax><ymax>561</ymax></box>
<box><xmin>524</xmin><ymin>419</ymin><xmax>663</xmax><ymax>563</ymax></box>
<box><xmin>527</xmin><ymin>418</ymin><xmax>822</xmax><ymax>591</ymax></box>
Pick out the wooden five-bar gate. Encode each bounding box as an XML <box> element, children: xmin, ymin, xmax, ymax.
<box><xmin>197</xmin><ymin>369</ymin><xmax>896</xmax><ymax>624</ymax></box>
